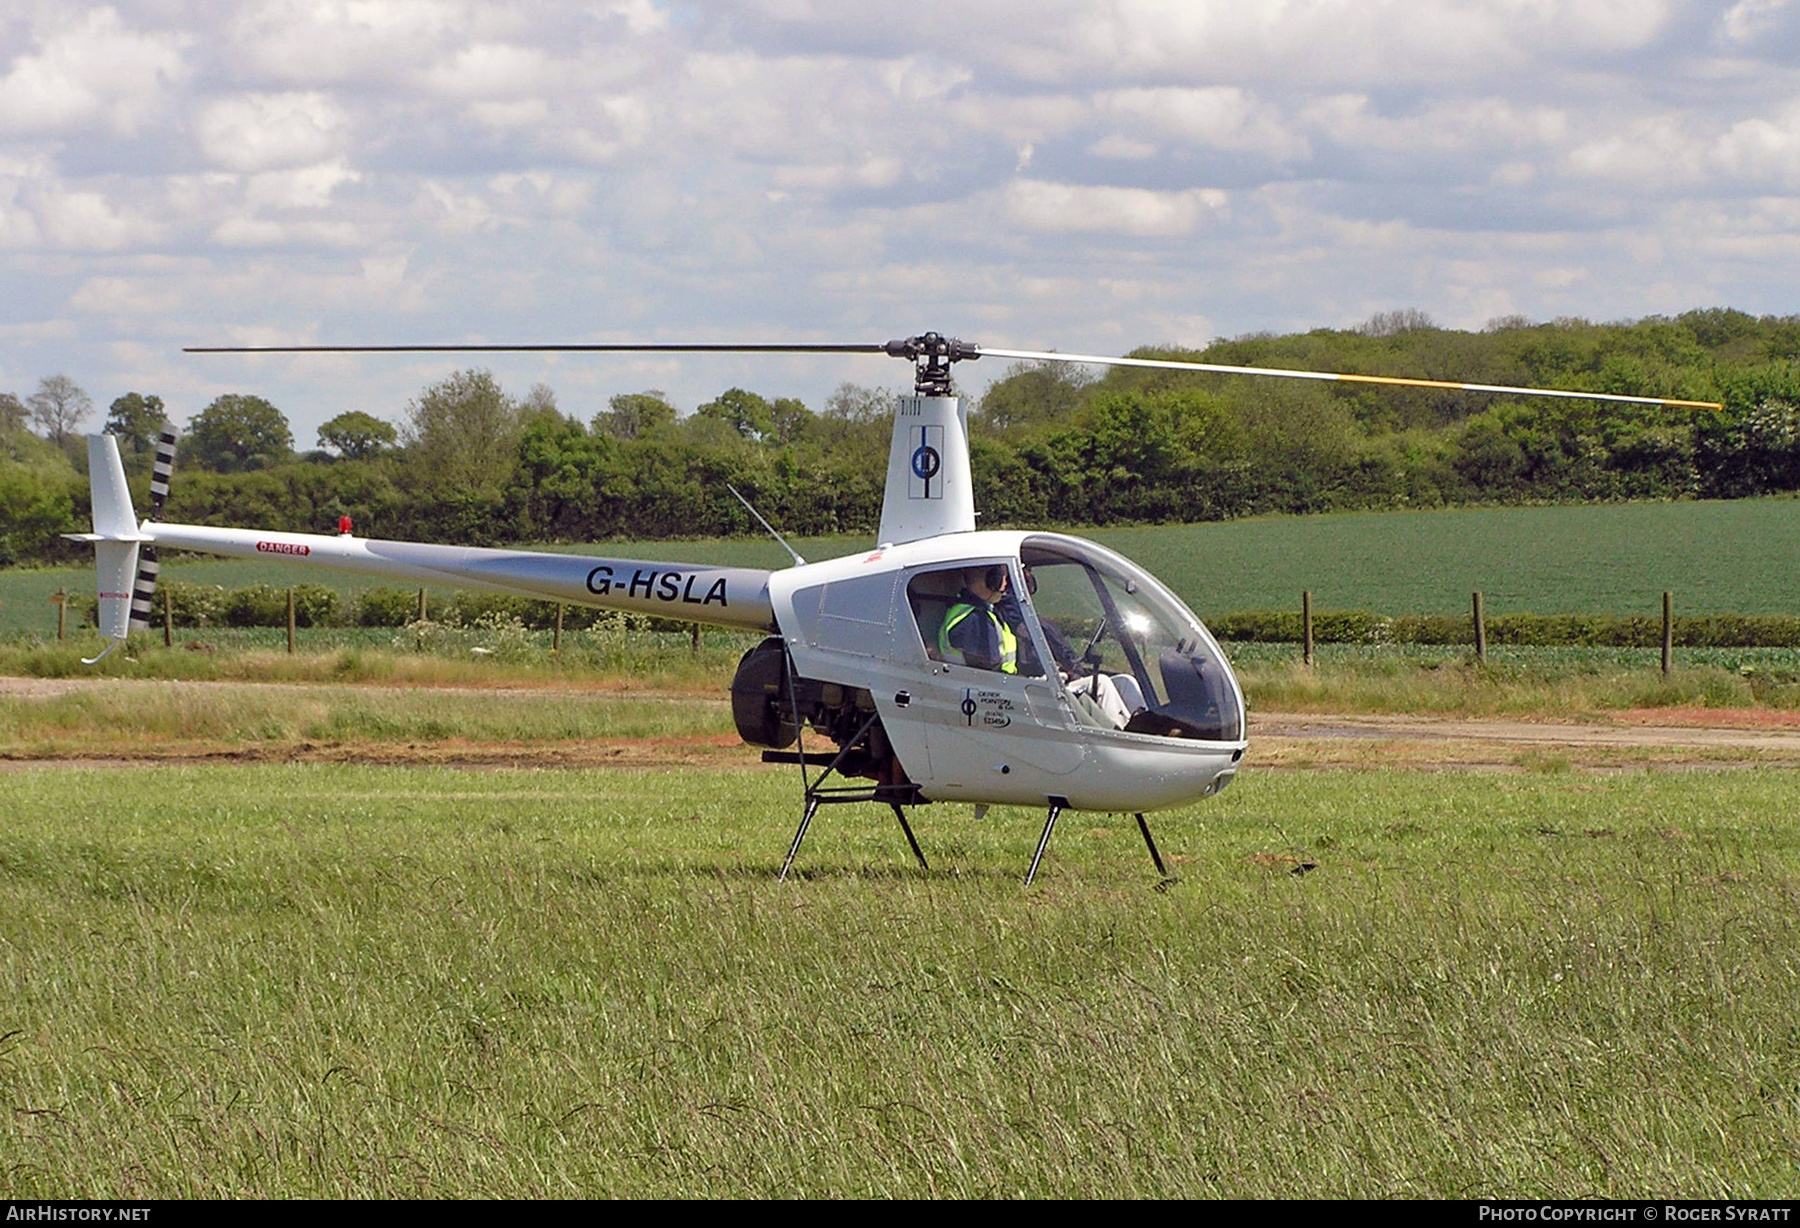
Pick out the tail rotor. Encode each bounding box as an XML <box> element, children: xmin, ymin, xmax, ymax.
<box><xmin>129</xmin><ymin>425</ymin><xmax>177</xmax><ymax>633</ymax></box>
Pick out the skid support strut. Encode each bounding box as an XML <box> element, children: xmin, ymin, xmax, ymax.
<box><xmin>1135</xmin><ymin>812</ymin><xmax>1169</xmax><ymax>878</ymax></box>
<box><xmin>772</xmin><ymin>707</ymin><xmax>926</xmax><ymax>880</ymax></box>
<box><xmin>1025</xmin><ymin>796</ymin><xmax>1070</xmax><ymax>887</ymax></box>
<box><xmin>779</xmin><ymin>797</ymin><xmax>821</xmax><ymax>882</ymax></box>
<box><xmin>892</xmin><ymin>803</ymin><xmax>928</xmax><ymax>870</ymax></box>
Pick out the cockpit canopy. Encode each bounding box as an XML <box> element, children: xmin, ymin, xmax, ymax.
<box><xmin>902</xmin><ymin>535</ymin><xmax>1244</xmax><ymax>742</ymax></box>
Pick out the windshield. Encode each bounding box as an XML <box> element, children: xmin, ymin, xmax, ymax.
<box><xmin>1020</xmin><ymin>536</ymin><xmax>1243</xmax><ymax>742</ymax></box>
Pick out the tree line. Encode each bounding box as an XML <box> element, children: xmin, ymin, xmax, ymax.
<box><xmin>6</xmin><ymin>306</ymin><xmax>1800</xmax><ymax>566</ymax></box>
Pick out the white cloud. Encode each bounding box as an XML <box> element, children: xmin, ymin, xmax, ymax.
<box><xmin>423</xmin><ymin>41</ymin><xmax>558</xmax><ymax>99</ymax></box>
<box><xmin>944</xmin><ymin>93</ymin><xmax>1088</xmax><ymax>144</ymax></box>
<box><xmin>1721</xmin><ymin>0</ymin><xmax>1793</xmax><ymax>42</ymax></box>
<box><xmin>606</xmin><ymin>0</ymin><xmax>669</xmax><ymax>36</ymax></box>
<box><xmin>1304</xmin><ymin>94</ymin><xmax>1569</xmax><ymax>155</ymax></box>
<box><xmin>0</xmin><ymin>7</ymin><xmax>187</xmax><ymax>137</ymax></box>
<box><xmin>32</xmin><ymin>188</ymin><xmax>163</xmax><ymax>250</ymax></box>
<box><xmin>198</xmin><ymin>93</ymin><xmax>350</xmax><ymax>174</ymax></box>
<box><xmin>222</xmin><ymin>0</ymin><xmax>463</xmax><ymax>87</ymax></box>
<box><xmin>1713</xmin><ymin>105</ymin><xmax>1800</xmax><ymax>188</ymax></box>
<box><xmin>928</xmin><ymin>0</ymin><xmax>1682</xmax><ymax>87</ymax></box>
<box><xmin>418</xmin><ymin>180</ymin><xmax>500</xmax><ymax>236</ymax></box>
<box><xmin>243</xmin><ymin>161</ymin><xmax>360</xmax><ymax>210</ymax></box>
<box><xmin>466</xmin><ymin>98</ymin><xmax>553</xmax><ymax>132</ymax></box>
<box><xmin>1097</xmin><ymin>87</ymin><xmax>1309</xmax><ymax>160</ymax></box>
<box><xmin>1088</xmin><ymin>134</ymin><xmax>1156</xmax><ymax>160</ymax></box>
<box><xmin>211</xmin><ymin>216</ymin><xmax>361</xmax><ymax>247</ymax></box>
<box><xmin>68</xmin><ymin>274</ymin><xmax>184</xmax><ymax>319</ymax></box>
<box><xmin>1567</xmin><ymin>117</ymin><xmax>1708</xmax><ymax>186</ymax></box>
<box><xmin>1005</xmin><ymin>179</ymin><xmax>1228</xmax><ymax>236</ymax></box>
<box><xmin>772</xmin><ymin>156</ymin><xmax>905</xmax><ymax>192</ymax></box>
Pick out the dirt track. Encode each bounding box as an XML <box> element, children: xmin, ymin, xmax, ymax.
<box><xmin>1247</xmin><ymin>711</ymin><xmax>1800</xmax><ymax>770</ymax></box>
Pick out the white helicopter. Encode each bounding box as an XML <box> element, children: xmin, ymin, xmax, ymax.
<box><xmin>73</xmin><ymin>333</ymin><xmax>1721</xmax><ymax>883</ymax></box>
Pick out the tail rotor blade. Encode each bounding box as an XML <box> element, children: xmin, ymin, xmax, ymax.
<box><xmin>149</xmin><ymin>425</ymin><xmax>176</xmax><ymax>519</ymax></box>
<box><xmin>129</xmin><ymin>547</ymin><xmax>159</xmax><ymax>633</ymax></box>
<box><xmin>130</xmin><ymin>424</ymin><xmax>177</xmax><ymax>633</ymax></box>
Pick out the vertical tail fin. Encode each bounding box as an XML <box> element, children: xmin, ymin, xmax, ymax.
<box><xmin>876</xmin><ymin>394</ymin><xmax>976</xmax><ymax>546</ymax></box>
<box><xmin>86</xmin><ymin>434</ymin><xmax>138</xmax><ymax>539</ymax></box>
<box><xmin>66</xmin><ymin>434</ymin><xmax>150</xmax><ymax>663</ymax></box>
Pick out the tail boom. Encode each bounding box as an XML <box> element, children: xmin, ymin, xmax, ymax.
<box><xmin>143</xmin><ymin>522</ymin><xmax>777</xmax><ymax>632</ymax></box>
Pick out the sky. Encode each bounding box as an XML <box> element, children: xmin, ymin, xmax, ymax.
<box><xmin>4</xmin><ymin>0</ymin><xmax>1800</xmax><ymax>446</ymax></box>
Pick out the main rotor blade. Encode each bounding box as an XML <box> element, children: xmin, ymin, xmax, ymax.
<box><xmin>184</xmin><ymin>343</ymin><xmax>889</xmax><ymax>355</ymax></box>
<box><xmin>977</xmin><ymin>346</ymin><xmax>1724</xmax><ymax>411</ymax></box>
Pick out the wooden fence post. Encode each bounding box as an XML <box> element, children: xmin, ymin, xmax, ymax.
<box><xmin>553</xmin><ymin>603</ymin><xmax>564</xmax><ymax>653</ymax></box>
<box><xmin>691</xmin><ymin>623</ymin><xmax>702</xmax><ymax>657</ymax></box>
<box><xmin>286</xmin><ymin>587</ymin><xmax>296</xmax><ymax>655</ymax></box>
<box><xmin>52</xmin><ymin>589</ymin><xmax>66</xmax><ymax>641</ymax></box>
<box><xmin>417</xmin><ymin>588</ymin><xmax>428</xmax><ymax>623</ymax></box>
<box><xmin>163</xmin><ymin>587</ymin><xmax>173</xmax><ymax>648</ymax></box>
<box><xmin>1302</xmin><ymin>590</ymin><xmax>1314</xmax><ymax>668</ymax></box>
<box><xmin>1662</xmin><ymin>591</ymin><xmax>1673</xmax><ymax>677</ymax></box>
<box><xmin>1472</xmin><ymin>591</ymin><xmax>1486</xmax><ymax>663</ymax></box>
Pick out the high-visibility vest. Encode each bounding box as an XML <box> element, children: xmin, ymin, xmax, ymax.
<box><xmin>940</xmin><ymin>601</ymin><xmax>1018</xmax><ymax>673</ymax></box>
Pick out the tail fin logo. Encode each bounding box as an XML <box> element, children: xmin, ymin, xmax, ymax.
<box><xmin>908</xmin><ymin>425</ymin><xmax>943</xmax><ymax>500</ymax></box>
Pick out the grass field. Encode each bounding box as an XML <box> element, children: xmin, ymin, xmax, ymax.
<box><xmin>9</xmin><ymin>496</ymin><xmax>1800</xmax><ymax>636</ymax></box>
<box><xmin>0</xmin><ymin>762</ymin><xmax>1795</xmax><ymax>1197</ymax></box>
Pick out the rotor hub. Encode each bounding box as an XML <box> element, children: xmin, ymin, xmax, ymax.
<box><xmin>884</xmin><ymin>332</ymin><xmax>980</xmax><ymax>396</ymax></box>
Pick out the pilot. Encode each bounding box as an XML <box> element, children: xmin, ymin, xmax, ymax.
<box><xmin>939</xmin><ymin>565</ymin><xmax>1018</xmax><ymax>673</ymax></box>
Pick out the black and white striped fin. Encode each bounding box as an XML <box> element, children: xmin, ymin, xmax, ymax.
<box><xmin>148</xmin><ymin>425</ymin><xmax>177</xmax><ymax>520</ymax></box>
<box><xmin>129</xmin><ymin>545</ymin><xmax>160</xmax><ymax>632</ymax></box>
<box><xmin>129</xmin><ymin>425</ymin><xmax>176</xmax><ymax>632</ymax></box>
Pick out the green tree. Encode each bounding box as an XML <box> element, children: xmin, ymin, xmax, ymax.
<box><xmin>768</xmin><ymin>396</ymin><xmax>815</xmax><ymax>446</ymax></box>
<box><xmin>105</xmin><ymin>392</ymin><xmax>166</xmax><ymax>465</ymax></box>
<box><xmin>974</xmin><ymin>361</ymin><xmax>1093</xmax><ymax>435</ymax></box>
<box><xmin>400</xmin><ymin>369</ymin><xmax>522</xmax><ymax>496</ymax></box>
<box><xmin>596</xmin><ymin>391</ymin><xmax>678</xmax><ymax>440</ymax></box>
<box><xmin>0</xmin><ymin>392</ymin><xmax>25</xmax><ymax>435</ymax></box>
<box><xmin>317</xmin><ymin>411</ymin><xmax>398</xmax><ymax>460</ymax></box>
<box><xmin>0</xmin><ymin>453</ymin><xmax>82</xmax><ymax>565</ymax></box>
<box><xmin>518</xmin><ymin>382</ymin><xmax>560</xmax><ymax>425</ymax></box>
<box><xmin>186</xmin><ymin>394</ymin><xmax>295</xmax><ymax>473</ymax></box>
<box><xmin>695</xmin><ymin>387</ymin><xmax>774</xmax><ymax>441</ymax></box>
<box><xmin>824</xmin><ymin>383</ymin><xmax>894</xmax><ymax>423</ymax></box>
<box><xmin>512</xmin><ymin>414</ymin><xmax>621</xmax><ymax>538</ymax></box>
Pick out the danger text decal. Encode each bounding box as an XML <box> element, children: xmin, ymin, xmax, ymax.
<box><xmin>256</xmin><ymin>541</ymin><xmax>311</xmax><ymax>556</ymax></box>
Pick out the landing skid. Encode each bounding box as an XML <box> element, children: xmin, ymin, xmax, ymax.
<box><xmin>1024</xmin><ymin>799</ymin><xmax>1172</xmax><ymax>887</ymax></box>
<box><xmin>766</xmin><ymin>749</ymin><xmax>1174</xmax><ymax>886</ymax></box>
<box><xmin>763</xmin><ymin>680</ymin><xmax>1172</xmax><ymax>884</ymax></box>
